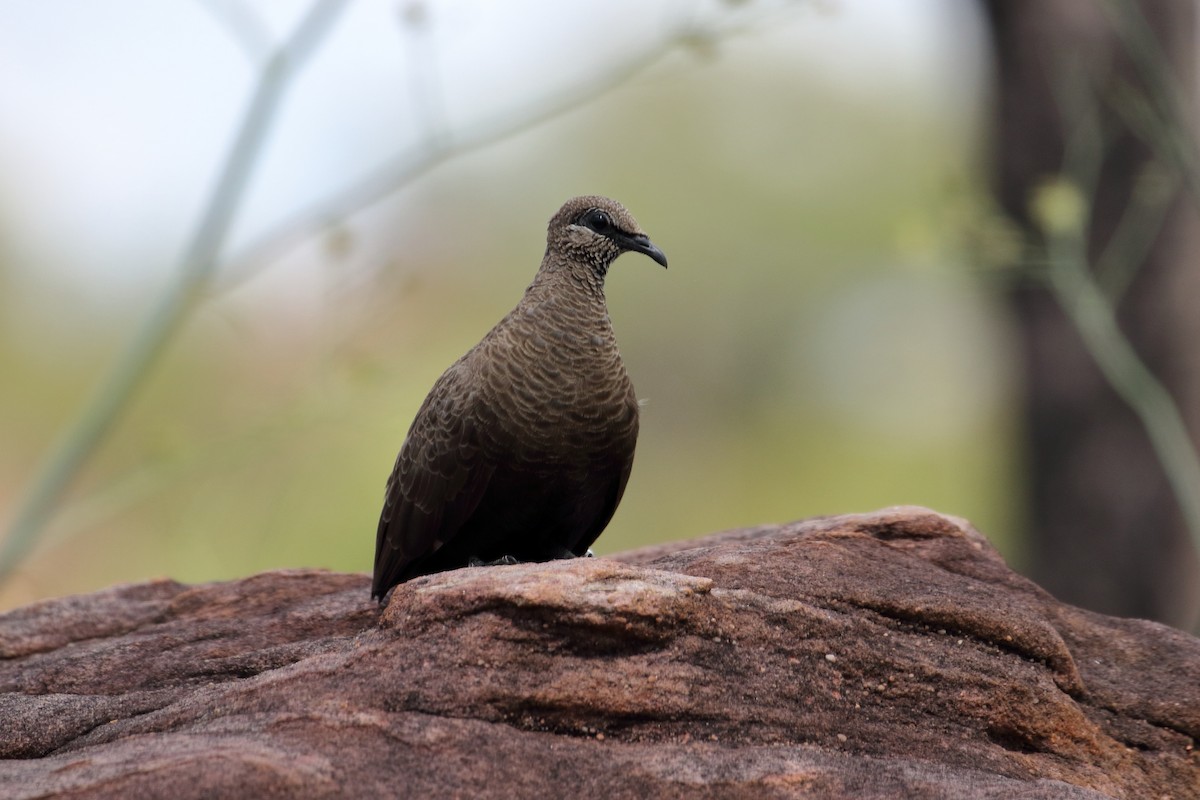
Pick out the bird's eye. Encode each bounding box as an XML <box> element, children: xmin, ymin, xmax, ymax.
<box><xmin>586</xmin><ymin>210</ymin><xmax>612</xmax><ymax>233</ymax></box>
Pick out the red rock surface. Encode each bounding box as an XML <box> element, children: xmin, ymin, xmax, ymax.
<box><xmin>1</xmin><ymin>507</ymin><xmax>1196</xmax><ymax>798</ymax></box>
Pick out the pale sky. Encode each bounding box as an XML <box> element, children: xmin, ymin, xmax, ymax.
<box><xmin>0</xmin><ymin>0</ymin><xmax>986</xmax><ymax>309</ymax></box>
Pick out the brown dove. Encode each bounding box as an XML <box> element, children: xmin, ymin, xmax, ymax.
<box><xmin>372</xmin><ymin>196</ymin><xmax>666</xmax><ymax>600</ymax></box>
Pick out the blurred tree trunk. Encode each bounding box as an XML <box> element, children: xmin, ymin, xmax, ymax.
<box><xmin>984</xmin><ymin>0</ymin><xmax>1200</xmax><ymax>628</ymax></box>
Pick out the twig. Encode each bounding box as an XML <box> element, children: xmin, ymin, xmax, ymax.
<box><xmin>1036</xmin><ymin>11</ymin><xmax>1200</xmax><ymax>628</ymax></box>
<box><xmin>1094</xmin><ymin>163</ymin><xmax>1177</xmax><ymax>300</ymax></box>
<box><xmin>1100</xmin><ymin>0</ymin><xmax>1200</xmax><ymax>201</ymax></box>
<box><xmin>197</xmin><ymin>0</ymin><xmax>273</xmax><ymax>64</ymax></box>
<box><xmin>1</xmin><ymin>4</ymin><xmax>794</xmax><ymax>584</ymax></box>
<box><xmin>213</xmin><ymin>12</ymin><xmax>781</xmax><ymax>293</ymax></box>
<box><xmin>0</xmin><ymin>0</ymin><xmax>350</xmax><ymax>584</ymax></box>
<box><xmin>399</xmin><ymin>2</ymin><xmax>449</xmax><ymax>148</ymax></box>
<box><xmin>1044</xmin><ymin>232</ymin><xmax>1200</xmax><ymax>564</ymax></box>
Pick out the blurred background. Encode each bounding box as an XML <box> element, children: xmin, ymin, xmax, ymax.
<box><xmin>1</xmin><ymin>0</ymin><xmax>1197</xmax><ymax>629</ymax></box>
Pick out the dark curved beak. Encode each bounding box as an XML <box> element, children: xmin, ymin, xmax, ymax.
<box><xmin>621</xmin><ymin>233</ymin><xmax>668</xmax><ymax>268</ymax></box>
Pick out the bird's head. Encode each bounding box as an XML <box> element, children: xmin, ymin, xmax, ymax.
<box><xmin>546</xmin><ymin>196</ymin><xmax>668</xmax><ymax>278</ymax></box>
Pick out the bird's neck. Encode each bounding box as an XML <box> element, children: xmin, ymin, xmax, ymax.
<box><xmin>529</xmin><ymin>258</ymin><xmax>609</xmax><ymax>303</ymax></box>
<box><xmin>509</xmin><ymin>262</ymin><xmax>619</xmax><ymax>355</ymax></box>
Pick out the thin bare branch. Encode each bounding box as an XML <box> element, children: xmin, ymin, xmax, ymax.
<box><xmin>1</xmin><ymin>3</ymin><xmax>794</xmax><ymax>585</ymax></box>
<box><xmin>1040</xmin><ymin>18</ymin><xmax>1200</xmax><ymax>628</ymax></box>
<box><xmin>1045</xmin><ymin>234</ymin><xmax>1200</xmax><ymax>605</ymax></box>
<box><xmin>0</xmin><ymin>0</ymin><xmax>350</xmax><ymax>584</ymax></box>
<box><xmin>1095</xmin><ymin>163</ymin><xmax>1177</xmax><ymax>300</ymax></box>
<box><xmin>1100</xmin><ymin>0</ymin><xmax>1200</xmax><ymax>202</ymax></box>
<box><xmin>213</xmin><ymin>12</ymin><xmax>785</xmax><ymax>293</ymax></box>
<box><xmin>197</xmin><ymin>0</ymin><xmax>273</xmax><ymax>64</ymax></box>
<box><xmin>399</xmin><ymin>2</ymin><xmax>449</xmax><ymax>147</ymax></box>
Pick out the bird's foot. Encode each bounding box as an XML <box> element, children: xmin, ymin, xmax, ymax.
<box><xmin>466</xmin><ymin>551</ymin><xmax>592</xmax><ymax>568</ymax></box>
<box><xmin>552</xmin><ymin>548</ymin><xmax>593</xmax><ymax>560</ymax></box>
<box><xmin>468</xmin><ymin>555</ymin><xmax>521</xmax><ymax>568</ymax></box>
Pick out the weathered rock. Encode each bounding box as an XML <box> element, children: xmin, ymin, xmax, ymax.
<box><xmin>1</xmin><ymin>507</ymin><xmax>1196</xmax><ymax>798</ymax></box>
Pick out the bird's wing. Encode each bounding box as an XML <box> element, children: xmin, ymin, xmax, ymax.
<box><xmin>572</xmin><ymin>418</ymin><xmax>638</xmax><ymax>556</ymax></box>
<box><xmin>372</xmin><ymin>364</ymin><xmax>495</xmax><ymax>598</ymax></box>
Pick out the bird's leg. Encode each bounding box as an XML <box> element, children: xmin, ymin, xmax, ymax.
<box><xmin>466</xmin><ymin>549</ymin><xmax>592</xmax><ymax>568</ymax></box>
<box><xmin>467</xmin><ymin>555</ymin><xmax>521</xmax><ymax>568</ymax></box>
<box><xmin>548</xmin><ymin>547</ymin><xmax>594</xmax><ymax>560</ymax></box>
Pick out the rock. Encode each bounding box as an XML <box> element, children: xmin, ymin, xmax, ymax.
<box><xmin>1</xmin><ymin>507</ymin><xmax>1196</xmax><ymax>798</ymax></box>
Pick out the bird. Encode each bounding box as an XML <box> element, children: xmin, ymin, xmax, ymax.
<box><xmin>371</xmin><ymin>196</ymin><xmax>667</xmax><ymax>601</ymax></box>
